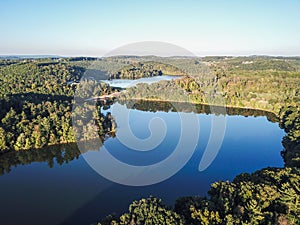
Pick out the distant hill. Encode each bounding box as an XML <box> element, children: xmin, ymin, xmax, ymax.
<box><xmin>0</xmin><ymin>55</ymin><xmax>64</xmax><ymax>59</ymax></box>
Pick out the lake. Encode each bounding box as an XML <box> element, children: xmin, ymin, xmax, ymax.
<box><xmin>101</xmin><ymin>75</ymin><xmax>180</xmax><ymax>88</ymax></box>
<box><xmin>0</xmin><ymin>100</ymin><xmax>285</xmax><ymax>225</ymax></box>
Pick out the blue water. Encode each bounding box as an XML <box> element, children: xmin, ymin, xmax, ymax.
<box><xmin>102</xmin><ymin>75</ymin><xmax>180</xmax><ymax>88</ymax></box>
<box><xmin>0</xmin><ymin>102</ymin><xmax>285</xmax><ymax>225</ymax></box>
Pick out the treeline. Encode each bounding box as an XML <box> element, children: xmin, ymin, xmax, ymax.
<box><xmin>118</xmin><ymin>99</ymin><xmax>278</xmax><ymax>123</ymax></box>
<box><xmin>226</xmin><ymin>57</ymin><xmax>298</xmax><ymax>71</ymax></box>
<box><xmin>0</xmin><ymin>60</ymin><xmax>117</xmax><ymax>152</ymax></box>
<box><xmin>67</xmin><ymin>55</ymin><xmax>300</xmax><ymax>80</ymax></box>
<box><xmin>0</xmin><ymin>61</ymin><xmax>83</xmax><ymax>98</ymax></box>
<box><xmin>0</xmin><ymin>61</ymin><xmax>79</xmax><ymax>151</ymax></box>
<box><xmin>0</xmin><ymin>100</ymin><xmax>280</xmax><ymax>176</ymax></box>
<box><xmin>280</xmin><ymin>106</ymin><xmax>300</xmax><ymax>168</ymax></box>
<box><xmin>109</xmin><ymin>61</ymin><xmax>185</xmax><ymax>79</ymax></box>
<box><xmin>95</xmin><ymin>57</ymin><xmax>300</xmax><ymax>225</ymax></box>
<box><xmin>120</xmin><ymin>80</ymin><xmax>190</xmax><ymax>102</ymax></box>
<box><xmin>1</xmin><ymin>57</ymin><xmax>300</xmax><ymax>224</ymax></box>
<box><xmin>95</xmin><ymin>168</ymin><xmax>300</xmax><ymax>225</ymax></box>
<box><xmin>0</xmin><ymin>97</ymin><xmax>75</xmax><ymax>151</ymax></box>
<box><xmin>0</xmin><ymin>95</ymin><xmax>116</xmax><ymax>152</ymax></box>
<box><xmin>95</xmin><ymin>106</ymin><xmax>300</xmax><ymax>225</ymax></box>
<box><xmin>122</xmin><ymin>63</ymin><xmax>300</xmax><ymax>115</ymax></box>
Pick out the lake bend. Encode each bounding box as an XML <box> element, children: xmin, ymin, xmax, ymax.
<box><xmin>0</xmin><ymin>100</ymin><xmax>285</xmax><ymax>225</ymax></box>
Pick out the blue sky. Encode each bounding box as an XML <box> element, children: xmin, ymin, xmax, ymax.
<box><xmin>1</xmin><ymin>0</ymin><xmax>300</xmax><ymax>56</ymax></box>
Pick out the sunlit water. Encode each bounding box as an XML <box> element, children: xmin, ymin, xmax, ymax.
<box><xmin>101</xmin><ymin>75</ymin><xmax>180</xmax><ymax>88</ymax></box>
<box><xmin>0</xmin><ymin>101</ymin><xmax>285</xmax><ymax>225</ymax></box>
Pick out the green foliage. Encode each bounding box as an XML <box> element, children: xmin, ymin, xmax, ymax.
<box><xmin>0</xmin><ymin>59</ymin><xmax>117</xmax><ymax>152</ymax></box>
<box><xmin>118</xmin><ymin>59</ymin><xmax>300</xmax><ymax>225</ymax></box>
<box><xmin>280</xmin><ymin>106</ymin><xmax>300</xmax><ymax>167</ymax></box>
<box><xmin>96</xmin><ymin>197</ymin><xmax>184</xmax><ymax>225</ymax></box>
<box><xmin>190</xmin><ymin>205</ymin><xmax>222</xmax><ymax>225</ymax></box>
<box><xmin>122</xmin><ymin>57</ymin><xmax>300</xmax><ymax>115</ymax></box>
<box><xmin>1</xmin><ymin>56</ymin><xmax>300</xmax><ymax>224</ymax></box>
<box><xmin>95</xmin><ymin>167</ymin><xmax>299</xmax><ymax>225</ymax></box>
<box><xmin>109</xmin><ymin>61</ymin><xmax>185</xmax><ymax>80</ymax></box>
<box><xmin>126</xmin><ymin>168</ymin><xmax>299</xmax><ymax>225</ymax></box>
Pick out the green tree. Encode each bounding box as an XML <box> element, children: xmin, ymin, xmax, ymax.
<box><xmin>0</xmin><ymin>127</ymin><xmax>7</xmax><ymax>151</ymax></box>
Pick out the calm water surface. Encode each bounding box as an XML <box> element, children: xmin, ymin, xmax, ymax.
<box><xmin>0</xmin><ymin>101</ymin><xmax>285</xmax><ymax>225</ymax></box>
<box><xmin>102</xmin><ymin>75</ymin><xmax>180</xmax><ymax>88</ymax></box>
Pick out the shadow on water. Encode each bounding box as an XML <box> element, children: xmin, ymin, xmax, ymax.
<box><xmin>0</xmin><ymin>100</ymin><xmax>286</xmax><ymax>225</ymax></box>
<box><xmin>0</xmin><ymin>100</ymin><xmax>279</xmax><ymax>176</ymax></box>
<box><xmin>118</xmin><ymin>99</ymin><xmax>278</xmax><ymax>123</ymax></box>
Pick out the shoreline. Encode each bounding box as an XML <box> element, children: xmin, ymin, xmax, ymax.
<box><xmin>0</xmin><ymin>98</ymin><xmax>280</xmax><ymax>154</ymax></box>
<box><xmin>118</xmin><ymin>97</ymin><xmax>279</xmax><ymax>118</ymax></box>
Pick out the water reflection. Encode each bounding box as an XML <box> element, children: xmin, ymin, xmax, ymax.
<box><xmin>102</xmin><ymin>75</ymin><xmax>180</xmax><ymax>89</ymax></box>
<box><xmin>118</xmin><ymin>99</ymin><xmax>278</xmax><ymax>122</ymax></box>
<box><xmin>0</xmin><ymin>100</ymin><xmax>279</xmax><ymax>176</ymax></box>
<box><xmin>0</xmin><ymin>100</ymin><xmax>286</xmax><ymax>225</ymax></box>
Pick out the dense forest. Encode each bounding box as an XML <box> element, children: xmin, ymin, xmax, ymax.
<box><xmin>0</xmin><ymin>56</ymin><xmax>300</xmax><ymax>224</ymax></box>
<box><xmin>0</xmin><ymin>101</ymin><xmax>278</xmax><ymax>176</ymax></box>
<box><xmin>109</xmin><ymin>61</ymin><xmax>185</xmax><ymax>79</ymax></box>
<box><xmin>121</xmin><ymin>57</ymin><xmax>300</xmax><ymax>115</ymax></box>
<box><xmin>0</xmin><ymin>59</ymin><xmax>117</xmax><ymax>151</ymax></box>
<box><xmin>97</xmin><ymin>57</ymin><xmax>300</xmax><ymax>225</ymax></box>
<box><xmin>94</xmin><ymin>106</ymin><xmax>300</xmax><ymax>225</ymax></box>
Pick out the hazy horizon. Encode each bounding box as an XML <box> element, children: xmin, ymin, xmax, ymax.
<box><xmin>1</xmin><ymin>53</ymin><xmax>300</xmax><ymax>58</ymax></box>
<box><xmin>1</xmin><ymin>0</ymin><xmax>300</xmax><ymax>57</ymax></box>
